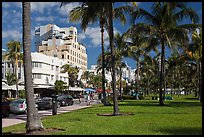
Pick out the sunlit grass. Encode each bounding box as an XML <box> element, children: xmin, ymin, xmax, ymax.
<box><xmin>2</xmin><ymin>94</ymin><xmax>202</xmax><ymax>135</ymax></box>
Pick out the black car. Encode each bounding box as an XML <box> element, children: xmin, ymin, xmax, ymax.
<box><xmin>2</xmin><ymin>98</ymin><xmax>11</xmax><ymax>117</ymax></box>
<box><xmin>37</xmin><ymin>97</ymin><xmax>60</xmax><ymax>110</ymax></box>
<box><xmin>57</xmin><ymin>95</ymin><xmax>73</xmax><ymax>106</ymax></box>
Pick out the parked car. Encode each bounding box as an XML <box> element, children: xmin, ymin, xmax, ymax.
<box><xmin>9</xmin><ymin>99</ymin><xmax>38</xmax><ymax>114</ymax></box>
<box><xmin>57</xmin><ymin>94</ymin><xmax>74</xmax><ymax>106</ymax></box>
<box><xmin>37</xmin><ymin>97</ymin><xmax>60</xmax><ymax>110</ymax></box>
<box><xmin>2</xmin><ymin>98</ymin><xmax>11</xmax><ymax>117</ymax></box>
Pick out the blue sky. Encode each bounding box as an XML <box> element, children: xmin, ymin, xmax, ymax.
<box><xmin>2</xmin><ymin>2</ymin><xmax>202</xmax><ymax>69</ymax></box>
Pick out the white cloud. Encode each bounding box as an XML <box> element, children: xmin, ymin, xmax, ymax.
<box><xmin>2</xmin><ymin>30</ymin><xmax>22</xmax><ymax>40</ymax></box>
<box><xmin>35</xmin><ymin>16</ymin><xmax>55</xmax><ymax>22</ymax></box>
<box><xmin>31</xmin><ymin>2</ymin><xmax>60</xmax><ymax>13</ymax></box>
<box><xmin>78</xmin><ymin>26</ymin><xmax>120</xmax><ymax>48</ymax></box>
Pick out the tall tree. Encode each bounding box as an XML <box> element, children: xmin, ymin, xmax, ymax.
<box><xmin>186</xmin><ymin>28</ymin><xmax>202</xmax><ymax>102</ymax></box>
<box><xmin>5</xmin><ymin>71</ymin><xmax>17</xmax><ymax>86</ymax></box>
<box><xmin>22</xmin><ymin>2</ymin><xmax>44</xmax><ymax>133</ymax></box>
<box><xmin>61</xmin><ymin>2</ymin><xmax>136</xmax><ymax>115</ymax></box>
<box><xmin>124</xmin><ymin>30</ymin><xmax>158</xmax><ymax>99</ymax></box>
<box><xmin>130</xmin><ymin>2</ymin><xmax>200</xmax><ymax>105</ymax></box>
<box><xmin>3</xmin><ymin>41</ymin><xmax>23</xmax><ymax>99</ymax></box>
<box><xmin>61</xmin><ymin>2</ymin><xmax>135</xmax><ymax>106</ymax></box>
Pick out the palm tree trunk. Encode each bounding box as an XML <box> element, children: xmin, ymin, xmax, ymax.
<box><xmin>136</xmin><ymin>59</ymin><xmax>140</xmax><ymax>100</ymax></box>
<box><xmin>198</xmin><ymin>61</ymin><xmax>201</xmax><ymax>102</ymax></box>
<box><xmin>100</xmin><ymin>17</ymin><xmax>108</xmax><ymax>105</ymax></box>
<box><xmin>119</xmin><ymin>66</ymin><xmax>123</xmax><ymax>101</ymax></box>
<box><xmin>108</xmin><ymin>2</ymin><xmax>119</xmax><ymax>115</ymax></box>
<box><xmin>67</xmin><ymin>73</ymin><xmax>69</xmax><ymax>90</ymax></box>
<box><xmin>199</xmin><ymin>61</ymin><xmax>202</xmax><ymax>103</ymax></box>
<box><xmin>22</xmin><ymin>2</ymin><xmax>44</xmax><ymax>133</ymax></box>
<box><xmin>159</xmin><ymin>41</ymin><xmax>165</xmax><ymax>106</ymax></box>
<box><xmin>15</xmin><ymin>63</ymin><xmax>19</xmax><ymax>99</ymax></box>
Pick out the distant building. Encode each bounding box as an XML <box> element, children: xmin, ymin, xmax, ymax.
<box><xmin>2</xmin><ymin>52</ymin><xmax>69</xmax><ymax>87</ymax></box>
<box><xmin>88</xmin><ymin>64</ymin><xmax>136</xmax><ymax>84</ymax></box>
<box><xmin>35</xmin><ymin>24</ymin><xmax>87</xmax><ymax>71</ymax></box>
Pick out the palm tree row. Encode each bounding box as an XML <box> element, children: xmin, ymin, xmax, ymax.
<box><xmin>128</xmin><ymin>2</ymin><xmax>201</xmax><ymax>105</ymax></box>
<box><xmin>62</xmin><ymin>2</ymin><xmax>201</xmax><ymax>114</ymax></box>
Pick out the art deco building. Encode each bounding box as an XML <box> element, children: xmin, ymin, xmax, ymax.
<box><xmin>35</xmin><ymin>24</ymin><xmax>87</xmax><ymax>71</ymax></box>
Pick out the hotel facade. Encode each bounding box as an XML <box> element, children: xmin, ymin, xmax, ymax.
<box><xmin>2</xmin><ymin>52</ymin><xmax>69</xmax><ymax>87</ymax></box>
<box><xmin>35</xmin><ymin>24</ymin><xmax>87</xmax><ymax>71</ymax></box>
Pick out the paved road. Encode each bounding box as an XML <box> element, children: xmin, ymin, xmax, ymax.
<box><xmin>2</xmin><ymin>98</ymin><xmax>100</xmax><ymax>128</ymax></box>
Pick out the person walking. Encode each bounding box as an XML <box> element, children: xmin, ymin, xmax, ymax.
<box><xmin>87</xmin><ymin>93</ymin><xmax>91</xmax><ymax>106</ymax></box>
<box><xmin>78</xmin><ymin>93</ymin><xmax>81</xmax><ymax>104</ymax></box>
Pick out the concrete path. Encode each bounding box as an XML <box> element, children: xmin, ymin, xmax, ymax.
<box><xmin>2</xmin><ymin>98</ymin><xmax>100</xmax><ymax>128</ymax></box>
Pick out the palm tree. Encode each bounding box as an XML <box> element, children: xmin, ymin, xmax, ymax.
<box><xmin>82</xmin><ymin>71</ymin><xmax>91</xmax><ymax>85</ymax></box>
<box><xmin>3</xmin><ymin>41</ymin><xmax>23</xmax><ymax>99</ymax></box>
<box><xmin>22</xmin><ymin>2</ymin><xmax>44</xmax><ymax>133</ymax></box>
<box><xmin>5</xmin><ymin>71</ymin><xmax>17</xmax><ymax>86</ymax></box>
<box><xmin>124</xmin><ymin>30</ymin><xmax>158</xmax><ymax>99</ymax></box>
<box><xmin>186</xmin><ymin>28</ymin><xmax>202</xmax><ymax>102</ymax></box>
<box><xmin>60</xmin><ymin>64</ymin><xmax>72</xmax><ymax>89</ymax></box>
<box><xmin>130</xmin><ymin>2</ymin><xmax>200</xmax><ymax>105</ymax></box>
<box><xmin>61</xmin><ymin>2</ymin><xmax>136</xmax><ymax>107</ymax></box>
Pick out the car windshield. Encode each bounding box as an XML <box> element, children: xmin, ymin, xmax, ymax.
<box><xmin>57</xmin><ymin>96</ymin><xmax>65</xmax><ymax>100</ymax></box>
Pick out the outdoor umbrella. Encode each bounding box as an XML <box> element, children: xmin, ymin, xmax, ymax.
<box><xmin>85</xmin><ymin>88</ymin><xmax>96</xmax><ymax>93</ymax></box>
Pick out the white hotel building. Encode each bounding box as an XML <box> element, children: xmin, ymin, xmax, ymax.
<box><xmin>2</xmin><ymin>52</ymin><xmax>69</xmax><ymax>87</ymax></box>
<box><xmin>35</xmin><ymin>24</ymin><xmax>87</xmax><ymax>71</ymax></box>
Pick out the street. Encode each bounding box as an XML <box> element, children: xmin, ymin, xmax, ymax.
<box><xmin>2</xmin><ymin>98</ymin><xmax>100</xmax><ymax>128</ymax></box>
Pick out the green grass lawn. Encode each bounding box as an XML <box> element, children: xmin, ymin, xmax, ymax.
<box><xmin>2</xmin><ymin>94</ymin><xmax>202</xmax><ymax>135</ymax></box>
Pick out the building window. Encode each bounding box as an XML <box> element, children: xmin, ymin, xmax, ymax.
<box><xmin>32</xmin><ymin>62</ymin><xmax>42</xmax><ymax>68</ymax></box>
<box><xmin>51</xmin><ymin>65</ymin><xmax>54</xmax><ymax>70</ymax></box>
<box><xmin>70</xmin><ymin>30</ymin><xmax>73</xmax><ymax>34</ymax></box>
<box><xmin>56</xmin><ymin>66</ymin><xmax>59</xmax><ymax>71</ymax></box>
<box><xmin>32</xmin><ymin>74</ymin><xmax>41</xmax><ymax>79</ymax></box>
<box><xmin>67</xmin><ymin>55</ymin><xmax>69</xmax><ymax>59</ymax></box>
<box><xmin>62</xmin><ymin>54</ymin><xmax>64</xmax><ymax>59</ymax></box>
<box><xmin>51</xmin><ymin>75</ymin><xmax>54</xmax><ymax>80</ymax></box>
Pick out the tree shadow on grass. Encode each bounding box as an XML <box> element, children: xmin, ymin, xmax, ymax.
<box><xmin>2</xmin><ymin>128</ymin><xmax>65</xmax><ymax>135</ymax></box>
<box><xmin>119</xmin><ymin>100</ymin><xmax>162</xmax><ymax>107</ymax></box>
<box><xmin>155</xmin><ymin>126</ymin><xmax>202</xmax><ymax>135</ymax></box>
<box><xmin>167</xmin><ymin>101</ymin><xmax>202</xmax><ymax>107</ymax></box>
<box><xmin>185</xmin><ymin>97</ymin><xmax>199</xmax><ymax>100</ymax></box>
<box><xmin>118</xmin><ymin>100</ymin><xmax>202</xmax><ymax>107</ymax></box>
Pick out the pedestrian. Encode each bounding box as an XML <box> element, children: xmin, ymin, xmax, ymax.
<box><xmin>90</xmin><ymin>92</ymin><xmax>94</xmax><ymax>100</ymax></box>
<box><xmin>78</xmin><ymin>93</ymin><xmax>81</xmax><ymax>104</ymax></box>
<box><xmin>87</xmin><ymin>93</ymin><xmax>91</xmax><ymax>106</ymax></box>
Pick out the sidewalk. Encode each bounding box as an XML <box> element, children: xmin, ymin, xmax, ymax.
<box><xmin>2</xmin><ymin>98</ymin><xmax>100</xmax><ymax>128</ymax></box>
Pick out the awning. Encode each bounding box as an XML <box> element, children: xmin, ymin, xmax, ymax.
<box><xmin>8</xmin><ymin>85</ymin><xmax>25</xmax><ymax>90</ymax></box>
<box><xmin>2</xmin><ymin>82</ymin><xmax>10</xmax><ymax>90</ymax></box>
<box><xmin>34</xmin><ymin>85</ymin><xmax>54</xmax><ymax>89</ymax></box>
